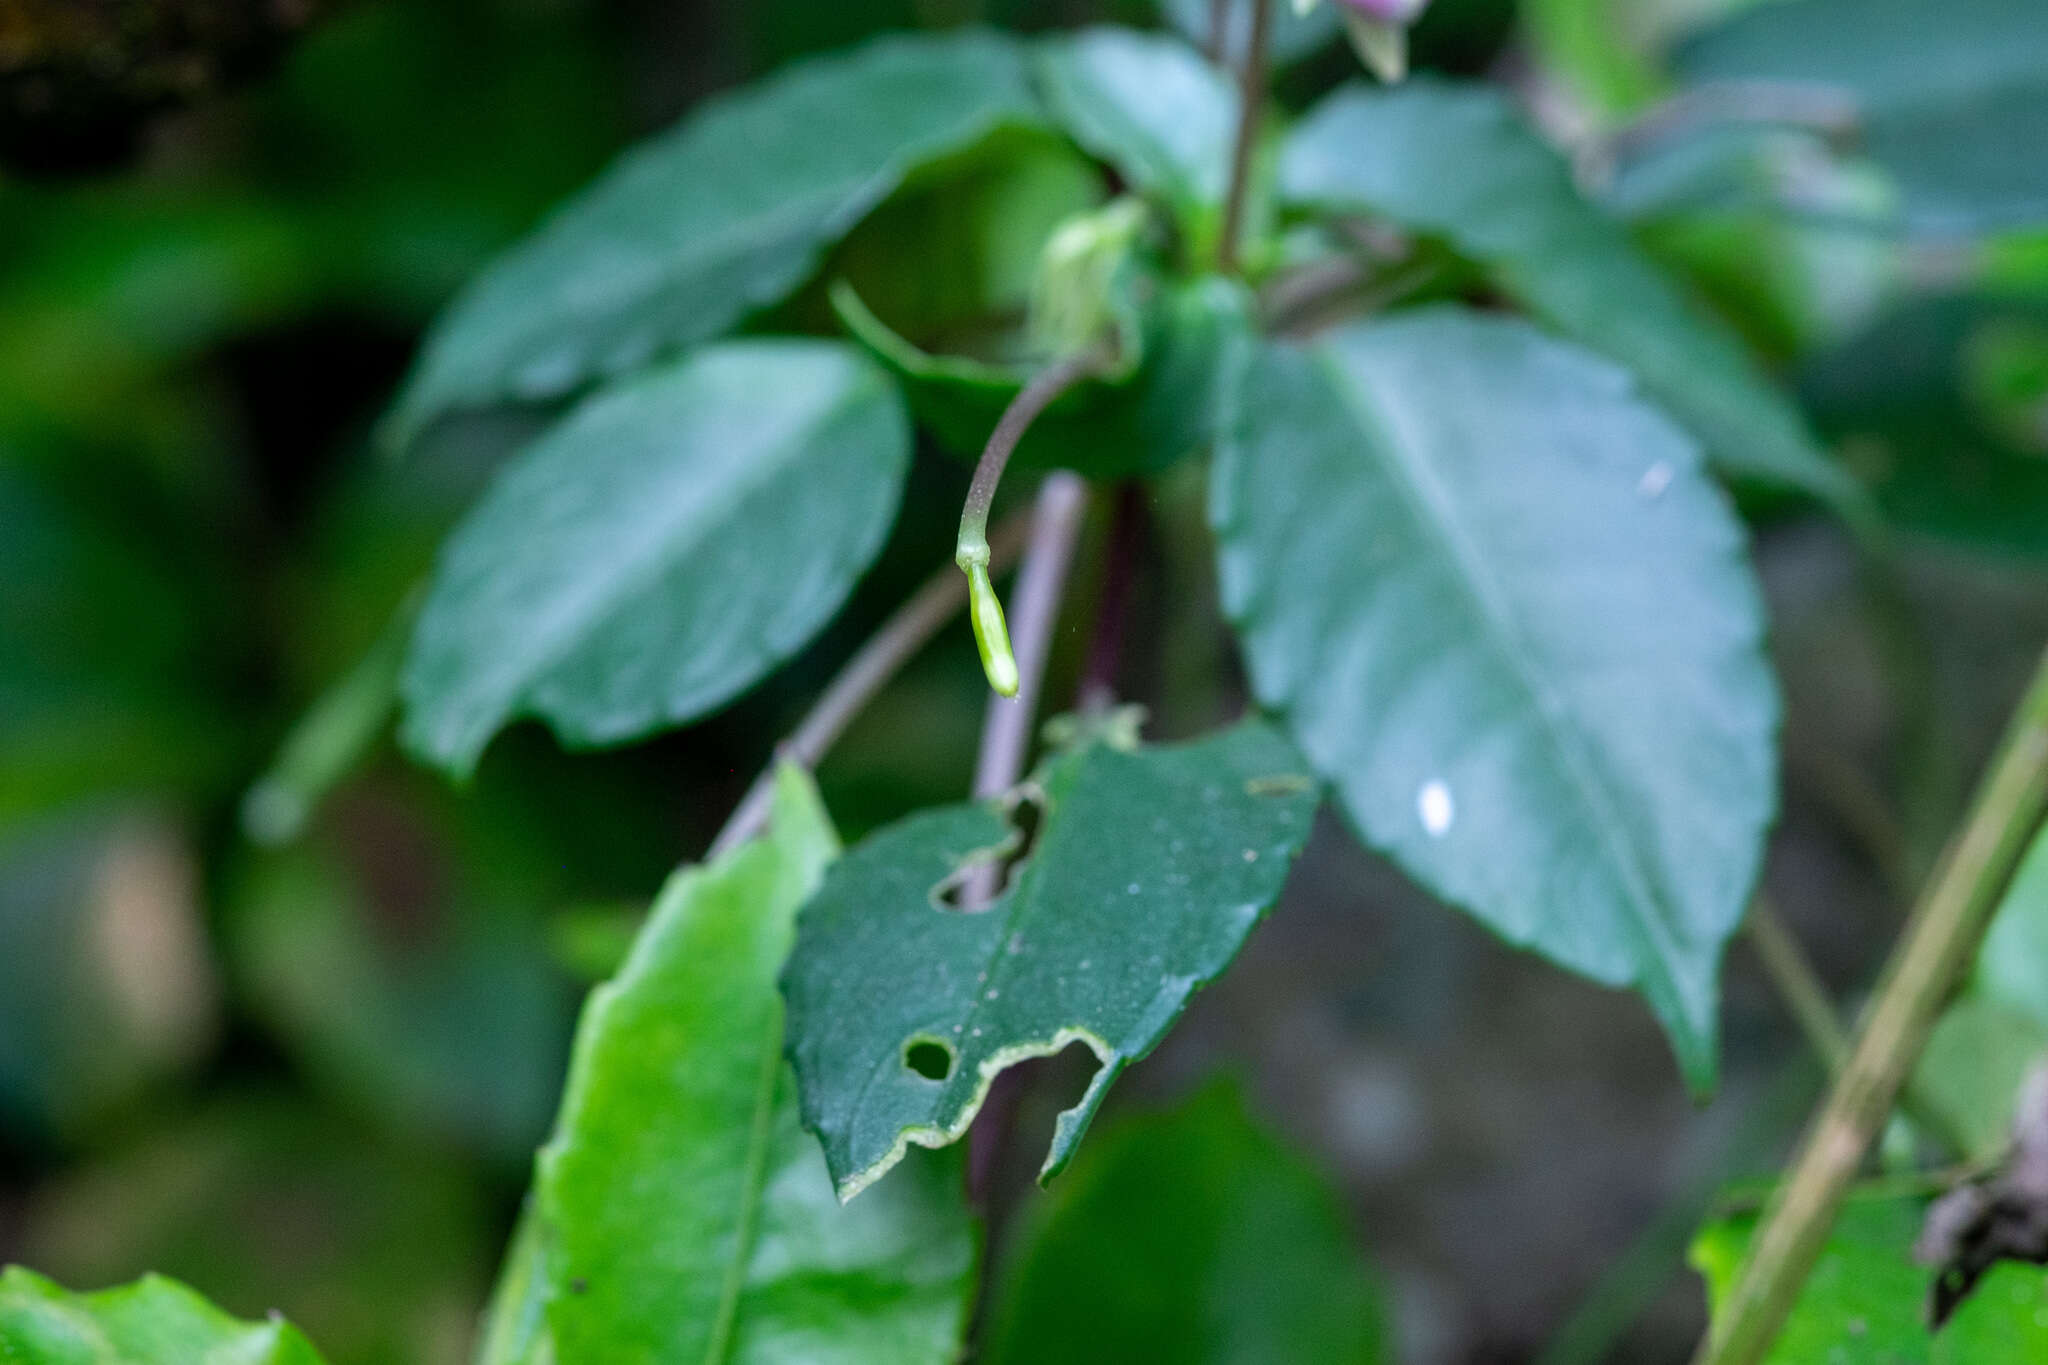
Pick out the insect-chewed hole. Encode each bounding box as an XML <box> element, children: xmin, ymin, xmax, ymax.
<box><xmin>902</xmin><ymin>1036</ymin><xmax>955</xmax><ymax>1082</ymax></box>
<box><xmin>932</xmin><ymin>793</ymin><xmax>1045</xmax><ymax>912</ymax></box>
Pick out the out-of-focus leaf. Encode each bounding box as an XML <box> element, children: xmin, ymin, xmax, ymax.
<box><xmin>1521</xmin><ymin>0</ymin><xmax>1669</xmax><ymax>118</ymax></box>
<box><xmin>1212</xmin><ymin>309</ymin><xmax>1777</xmax><ymax>1091</ymax></box>
<box><xmin>401</xmin><ymin>340</ymin><xmax>908</xmax><ymax>778</ymax></box>
<box><xmin>1035</xmin><ymin>29</ymin><xmax>1237</xmax><ymax>258</ymax></box>
<box><xmin>1916</xmin><ymin>997</ymin><xmax>2048</xmax><ymax>1162</ymax></box>
<box><xmin>0</xmin><ymin>1266</ymin><xmax>327</xmax><ymax>1365</ymax></box>
<box><xmin>983</xmin><ymin>1082</ymin><xmax>1387</xmax><ymax>1365</ymax></box>
<box><xmin>1280</xmin><ymin>79</ymin><xmax>1865</xmax><ymax>513</ymax></box>
<box><xmin>1159</xmin><ymin>0</ymin><xmax>1342</xmax><ymax>68</ymax></box>
<box><xmin>1673</xmin><ymin>0</ymin><xmax>2048</xmax><ymax>237</ymax></box>
<box><xmin>17</xmin><ymin>1100</ymin><xmax>487</xmax><ymax>1365</ymax></box>
<box><xmin>833</xmin><ymin>275</ymin><xmax>1248</xmax><ymax>476</ymax></box>
<box><xmin>487</xmin><ymin>767</ymin><xmax>976</xmax><ymax>1365</ymax></box>
<box><xmin>1802</xmin><ymin>295</ymin><xmax>2048</xmax><ymax>555</ymax></box>
<box><xmin>242</xmin><ymin>594</ymin><xmax>416</xmax><ymax>847</ymax></box>
<box><xmin>782</xmin><ymin>722</ymin><xmax>1319</xmax><ymax>1199</ymax></box>
<box><xmin>1693</xmin><ymin>1193</ymin><xmax>2048</xmax><ymax>1361</ymax></box>
<box><xmin>382</xmin><ymin>30</ymin><xmax>1043</xmax><ymax>450</ymax></box>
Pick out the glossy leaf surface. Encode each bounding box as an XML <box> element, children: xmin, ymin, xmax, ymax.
<box><xmin>384</xmin><ymin>30</ymin><xmax>1042</xmax><ymax>448</ymax></box>
<box><xmin>0</xmin><ymin>1266</ymin><xmax>326</xmax><ymax>1365</ymax></box>
<box><xmin>484</xmin><ymin>768</ymin><xmax>977</xmax><ymax>1365</ymax></box>
<box><xmin>983</xmin><ymin>1083</ymin><xmax>1386</xmax><ymax>1365</ymax></box>
<box><xmin>1212</xmin><ymin>308</ymin><xmax>1777</xmax><ymax>1090</ymax></box>
<box><xmin>401</xmin><ymin>340</ymin><xmax>909</xmax><ymax>777</ymax></box>
<box><xmin>782</xmin><ymin>722</ymin><xmax>1319</xmax><ymax>1198</ymax></box>
<box><xmin>1279</xmin><ymin>79</ymin><xmax>1861</xmax><ymax>511</ymax></box>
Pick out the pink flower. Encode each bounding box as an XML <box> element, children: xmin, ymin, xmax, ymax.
<box><xmin>1335</xmin><ymin>0</ymin><xmax>1430</xmax><ymax>21</ymax></box>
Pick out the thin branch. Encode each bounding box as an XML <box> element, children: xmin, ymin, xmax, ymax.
<box><xmin>1216</xmin><ymin>0</ymin><xmax>1272</xmax><ymax>276</ymax></box>
<box><xmin>1697</xmin><ymin>643</ymin><xmax>2048</xmax><ymax>1365</ymax></box>
<box><xmin>1744</xmin><ymin>896</ymin><xmax>1850</xmax><ymax>1075</ymax></box>
<box><xmin>957</xmin><ymin>347</ymin><xmax>1115</xmax><ymax>697</ymax></box>
<box><xmin>970</xmin><ymin>472</ymin><xmax>1091</xmax><ymax>804</ymax></box>
<box><xmin>707</xmin><ymin>512</ymin><xmax>1031</xmax><ymax>860</ymax></box>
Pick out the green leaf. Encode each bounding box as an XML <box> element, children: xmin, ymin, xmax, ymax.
<box><xmin>1674</xmin><ymin>0</ymin><xmax>2048</xmax><ymax>237</ymax></box>
<box><xmin>400</xmin><ymin>339</ymin><xmax>909</xmax><ymax>777</ymax></box>
<box><xmin>1693</xmin><ymin>1193</ymin><xmax>2048</xmax><ymax>1363</ymax></box>
<box><xmin>0</xmin><ymin>1266</ymin><xmax>327</xmax><ymax>1365</ymax></box>
<box><xmin>382</xmin><ymin>30</ymin><xmax>1043</xmax><ymax>450</ymax></box>
<box><xmin>983</xmin><ymin>1082</ymin><xmax>1387</xmax><ymax>1365</ymax></box>
<box><xmin>1034</xmin><ymin>28</ymin><xmax>1238</xmax><ymax>256</ymax></box>
<box><xmin>832</xmin><ymin>275</ymin><xmax>1249</xmax><ymax>477</ymax></box>
<box><xmin>489</xmin><ymin>767</ymin><xmax>977</xmax><ymax>1365</ymax></box>
<box><xmin>1279</xmin><ymin>79</ymin><xmax>1865</xmax><ymax>514</ymax></box>
<box><xmin>782</xmin><ymin>721</ymin><xmax>1320</xmax><ymax>1199</ymax></box>
<box><xmin>1915</xmin><ymin>996</ymin><xmax>2048</xmax><ymax>1161</ymax></box>
<box><xmin>1211</xmin><ymin>308</ymin><xmax>1778</xmax><ymax>1091</ymax></box>
<box><xmin>1159</xmin><ymin>0</ymin><xmax>1342</xmax><ymax>69</ymax></box>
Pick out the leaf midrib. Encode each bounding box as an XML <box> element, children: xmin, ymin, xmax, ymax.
<box><xmin>1317</xmin><ymin>347</ymin><xmax>1692</xmax><ymax>992</ymax></box>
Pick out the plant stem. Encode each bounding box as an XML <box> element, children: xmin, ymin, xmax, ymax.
<box><xmin>970</xmin><ymin>472</ymin><xmax>1091</xmax><ymax>804</ymax></box>
<box><xmin>957</xmin><ymin>348</ymin><xmax>1114</xmax><ymax>697</ymax></box>
<box><xmin>1744</xmin><ymin>896</ymin><xmax>1850</xmax><ymax>1076</ymax></box>
<box><xmin>707</xmin><ymin>512</ymin><xmax>1031</xmax><ymax>860</ymax></box>
<box><xmin>1216</xmin><ymin>0</ymin><xmax>1272</xmax><ymax>276</ymax></box>
<box><xmin>1077</xmin><ymin>482</ymin><xmax>1146</xmax><ymax>717</ymax></box>
<box><xmin>1696</xmin><ymin>643</ymin><xmax>2048</xmax><ymax>1365</ymax></box>
<box><xmin>1205</xmin><ymin>0</ymin><xmax>1232</xmax><ymax>62</ymax></box>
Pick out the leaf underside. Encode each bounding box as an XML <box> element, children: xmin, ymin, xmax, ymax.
<box><xmin>781</xmin><ymin>721</ymin><xmax>1321</xmax><ymax>1200</ymax></box>
<box><xmin>1212</xmin><ymin>307</ymin><xmax>1778</xmax><ymax>1091</ymax></box>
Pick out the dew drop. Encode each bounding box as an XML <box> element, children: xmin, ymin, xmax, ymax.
<box><xmin>1126</xmin><ymin>882</ymin><xmax>1141</xmax><ymax>895</ymax></box>
<box><xmin>1417</xmin><ymin>780</ymin><xmax>1455</xmax><ymax>837</ymax></box>
<box><xmin>1637</xmin><ymin>461</ymin><xmax>1674</xmax><ymax>499</ymax></box>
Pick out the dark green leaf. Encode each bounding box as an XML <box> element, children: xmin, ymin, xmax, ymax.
<box><xmin>782</xmin><ymin>721</ymin><xmax>1320</xmax><ymax>1198</ymax></box>
<box><xmin>0</xmin><ymin>1266</ymin><xmax>327</xmax><ymax>1365</ymax></box>
<box><xmin>401</xmin><ymin>339</ymin><xmax>909</xmax><ymax>777</ymax></box>
<box><xmin>983</xmin><ymin>1082</ymin><xmax>1387</xmax><ymax>1365</ymax></box>
<box><xmin>1279</xmin><ymin>79</ymin><xmax>1865</xmax><ymax>512</ymax></box>
<box><xmin>832</xmin><ymin>275</ymin><xmax>1249</xmax><ymax>477</ymax></box>
<box><xmin>1035</xmin><ymin>29</ymin><xmax>1237</xmax><ymax>254</ymax></box>
<box><xmin>1693</xmin><ymin>1193</ymin><xmax>2048</xmax><ymax>1362</ymax></box>
<box><xmin>383</xmin><ymin>30</ymin><xmax>1043</xmax><ymax>450</ymax></box>
<box><xmin>1674</xmin><ymin>0</ymin><xmax>2048</xmax><ymax>236</ymax></box>
<box><xmin>1803</xmin><ymin>295</ymin><xmax>2048</xmax><ymax>556</ymax></box>
<box><xmin>1212</xmin><ymin>308</ymin><xmax>1778</xmax><ymax>1090</ymax></box>
<box><xmin>488</xmin><ymin>767</ymin><xmax>976</xmax><ymax>1365</ymax></box>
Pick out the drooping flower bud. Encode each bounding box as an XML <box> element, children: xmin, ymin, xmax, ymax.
<box><xmin>1293</xmin><ymin>0</ymin><xmax>1433</xmax><ymax>83</ymax></box>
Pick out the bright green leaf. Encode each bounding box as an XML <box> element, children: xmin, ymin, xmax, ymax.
<box><xmin>488</xmin><ymin>767</ymin><xmax>977</xmax><ymax>1365</ymax></box>
<box><xmin>0</xmin><ymin>1266</ymin><xmax>327</xmax><ymax>1365</ymax></box>
<box><xmin>1212</xmin><ymin>308</ymin><xmax>1778</xmax><ymax>1091</ymax></box>
<box><xmin>832</xmin><ymin>274</ymin><xmax>1249</xmax><ymax>477</ymax></box>
<box><xmin>782</xmin><ymin>721</ymin><xmax>1320</xmax><ymax>1199</ymax></box>
<box><xmin>1693</xmin><ymin>1193</ymin><xmax>2048</xmax><ymax>1363</ymax></box>
<box><xmin>382</xmin><ymin>30</ymin><xmax>1042</xmax><ymax>450</ymax></box>
<box><xmin>1279</xmin><ymin>79</ymin><xmax>1866</xmax><ymax>514</ymax></box>
<box><xmin>400</xmin><ymin>339</ymin><xmax>909</xmax><ymax>777</ymax></box>
<box><xmin>983</xmin><ymin>1082</ymin><xmax>1387</xmax><ymax>1365</ymax></box>
<box><xmin>1674</xmin><ymin>0</ymin><xmax>2048</xmax><ymax>237</ymax></box>
<box><xmin>1035</xmin><ymin>29</ymin><xmax>1238</xmax><ymax>255</ymax></box>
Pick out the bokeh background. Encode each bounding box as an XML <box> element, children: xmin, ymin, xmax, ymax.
<box><xmin>4</xmin><ymin>0</ymin><xmax>2047</xmax><ymax>1361</ymax></box>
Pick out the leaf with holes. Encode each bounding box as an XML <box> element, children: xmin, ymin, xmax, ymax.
<box><xmin>1279</xmin><ymin>78</ymin><xmax>1865</xmax><ymax>515</ymax></box>
<box><xmin>479</xmin><ymin>767</ymin><xmax>977</xmax><ymax>1365</ymax></box>
<box><xmin>781</xmin><ymin>721</ymin><xmax>1319</xmax><ymax>1200</ymax></box>
<box><xmin>1211</xmin><ymin>307</ymin><xmax>1777</xmax><ymax>1092</ymax></box>
<box><xmin>983</xmin><ymin>1082</ymin><xmax>1388</xmax><ymax>1365</ymax></box>
<box><xmin>382</xmin><ymin>29</ymin><xmax>1044</xmax><ymax>451</ymax></box>
<box><xmin>401</xmin><ymin>339</ymin><xmax>908</xmax><ymax>777</ymax></box>
<box><xmin>1034</xmin><ymin>28</ymin><xmax>1239</xmax><ymax>256</ymax></box>
<box><xmin>0</xmin><ymin>1266</ymin><xmax>327</xmax><ymax>1364</ymax></box>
